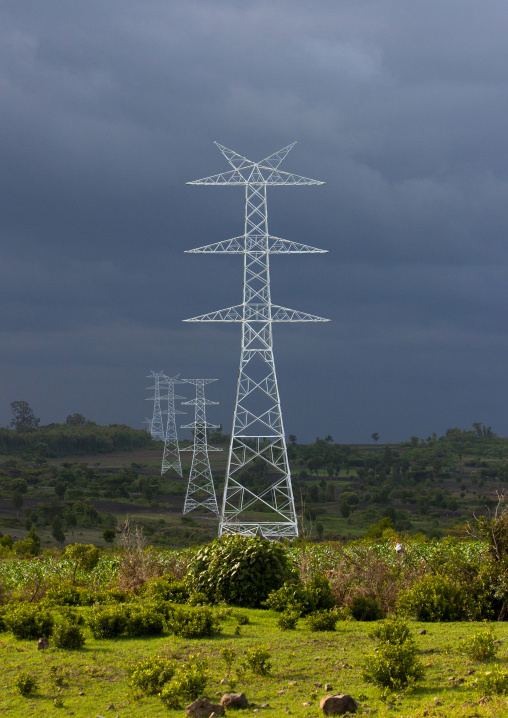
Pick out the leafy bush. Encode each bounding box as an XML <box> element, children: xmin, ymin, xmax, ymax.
<box><xmin>46</xmin><ymin>584</ymin><xmax>83</xmax><ymax>606</ymax></box>
<box><xmin>125</xmin><ymin>606</ymin><xmax>164</xmax><ymax>637</ymax></box>
<box><xmin>473</xmin><ymin>666</ymin><xmax>508</xmax><ymax>694</ymax></box>
<box><xmin>8</xmin><ymin>603</ymin><xmax>54</xmax><ymax>639</ymax></box>
<box><xmin>305</xmin><ymin>610</ymin><xmax>337</xmax><ymax>632</ymax></box>
<box><xmin>186</xmin><ymin>535</ymin><xmax>296</xmax><ymax>607</ymax></box>
<box><xmin>15</xmin><ymin>672</ymin><xmax>38</xmax><ymax>696</ymax></box>
<box><xmin>128</xmin><ymin>654</ymin><xmax>176</xmax><ymax>695</ymax></box>
<box><xmin>52</xmin><ymin>618</ymin><xmax>86</xmax><ymax>649</ymax></box>
<box><xmin>362</xmin><ymin>640</ymin><xmax>424</xmax><ymax>690</ymax></box>
<box><xmin>350</xmin><ymin>595</ymin><xmax>383</xmax><ymax>621</ymax></box>
<box><xmin>0</xmin><ymin>605</ymin><xmax>8</xmax><ymax>632</ymax></box>
<box><xmin>143</xmin><ymin>575</ymin><xmax>189</xmax><ymax>603</ymax></box>
<box><xmin>306</xmin><ymin>573</ymin><xmax>336</xmax><ymax>610</ymax></box>
<box><xmin>167</xmin><ymin>606</ymin><xmax>221</xmax><ymax>638</ymax></box>
<box><xmin>241</xmin><ymin>647</ymin><xmax>272</xmax><ymax>675</ymax></box>
<box><xmin>277</xmin><ymin>610</ymin><xmax>300</xmax><ymax>630</ymax></box>
<box><xmin>461</xmin><ymin>626</ymin><xmax>499</xmax><ymax>662</ymax></box>
<box><xmin>397</xmin><ymin>574</ymin><xmax>468</xmax><ymax>621</ymax></box>
<box><xmin>370</xmin><ymin>617</ymin><xmax>412</xmax><ymax>645</ymax></box>
<box><xmin>88</xmin><ymin>604</ymin><xmax>128</xmax><ymax>639</ymax></box>
<box><xmin>264</xmin><ymin>582</ymin><xmax>318</xmax><ymax>615</ymax></box>
<box><xmin>160</xmin><ymin>655</ymin><xmax>209</xmax><ymax>709</ymax></box>
<box><xmin>362</xmin><ymin>618</ymin><xmax>424</xmax><ymax>690</ymax></box>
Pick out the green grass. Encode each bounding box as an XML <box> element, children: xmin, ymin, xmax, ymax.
<box><xmin>2</xmin><ymin>609</ymin><xmax>508</xmax><ymax>717</ymax></box>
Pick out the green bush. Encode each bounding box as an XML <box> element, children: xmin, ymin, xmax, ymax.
<box><xmin>8</xmin><ymin>603</ymin><xmax>54</xmax><ymax>640</ymax></box>
<box><xmin>461</xmin><ymin>626</ymin><xmax>499</xmax><ymax>662</ymax></box>
<box><xmin>350</xmin><ymin>595</ymin><xmax>383</xmax><ymax>621</ymax></box>
<box><xmin>46</xmin><ymin>584</ymin><xmax>84</xmax><ymax>606</ymax></box>
<box><xmin>277</xmin><ymin>610</ymin><xmax>300</xmax><ymax>630</ymax></box>
<box><xmin>128</xmin><ymin>655</ymin><xmax>176</xmax><ymax>695</ymax></box>
<box><xmin>362</xmin><ymin>641</ymin><xmax>424</xmax><ymax>690</ymax></box>
<box><xmin>473</xmin><ymin>666</ymin><xmax>508</xmax><ymax>694</ymax></box>
<box><xmin>306</xmin><ymin>574</ymin><xmax>336</xmax><ymax>610</ymax></box>
<box><xmin>241</xmin><ymin>647</ymin><xmax>272</xmax><ymax>675</ymax></box>
<box><xmin>160</xmin><ymin>655</ymin><xmax>209</xmax><ymax>709</ymax></box>
<box><xmin>167</xmin><ymin>606</ymin><xmax>221</xmax><ymax>638</ymax></box>
<box><xmin>397</xmin><ymin>574</ymin><xmax>468</xmax><ymax>621</ymax></box>
<box><xmin>125</xmin><ymin>606</ymin><xmax>164</xmax><ymax>637</ymax></box>
<box><xmin>370</xmin><ymin>618</ymin><xmax>412</xmax><ymax>646</ymax></box>
<box><xmin>52</xmin><ymin>619</ymin><xmax>86</xmax><ymax>649</ymax></box>
<box><xmin>15</xmin><ymin>672</ymin><xmax>38</xmax><ymax>696</ymax></box>
<box><xmin>143</xmin><ymin>576</ymin><xmax>189</xmax><ymax>604</ymax></box>
<box><xmin>305</xmin><ymin>610</ymin><xmax>337</xmax><ymax>632</ymax></box>
<box><xmin>186</xmin><ymin>535</ymin><xmax>296</xmax><ymax>607</ymax></box>
<box><xmin>88</xmin><ymin>604</ymin><xmax>128</xmax><ymax>639</ymax></box>
<box><xmin>264</xmin><ymin>582</ymin><xmax>318</xmax><ymax>615</ymax></box>
<box><xmin>0</xmin><ymin>605</ymin><xmax>8</xmax><ymax>632</ymax></box>
<box><xmin>362</xmin><ymin>618</ymin><xmax>424</xmax><ymax>690</ymax></box>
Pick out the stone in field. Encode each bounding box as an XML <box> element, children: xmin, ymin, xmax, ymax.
<box><xmin>186</xmin><ymin>698</ymin><xmax>225</xmax><ymax>717</ymax></box>
<box><xmin>220</xmin><ymin>693</ymin><xmax>249</xmax><ymax>709</ymax></box>
<box><xmin>320</xmin><ymin>694</ymin><xmax>358</xmax><ymax>715</ymax></box>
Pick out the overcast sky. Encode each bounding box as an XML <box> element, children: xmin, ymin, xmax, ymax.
<box><xmin>1</xmin><ymin>0</ymin><xmax>508</xmax><ymax>443</ymax></box>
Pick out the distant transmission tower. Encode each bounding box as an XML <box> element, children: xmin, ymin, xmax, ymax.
<box><xmin>185</xmin><ymin>143</ymin><xmax>329</xmax><ymax>538</ymax></box>
<box><xmin>181</xmin><ymin>379</ymin><xmax>221</xmax><ymax>514</ymax></box>
<box><xmin>161</xmin><ymin>374</ymin><xmax>186</xmax><ymax>477</ymax></box>
<box><xmin>146</xmin><ymin>371</ymin><xmax>166</xmax><ymax>441</ymax></box>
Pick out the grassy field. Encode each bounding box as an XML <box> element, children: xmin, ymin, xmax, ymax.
<box><xmin>2</xmin><ymin>608</ymin><xmax>508</xmax><ymax>718</ymax></box>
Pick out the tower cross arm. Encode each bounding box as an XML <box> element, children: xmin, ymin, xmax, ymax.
<box><xmin>187</xmin><ymin>169</ymin><xmax>324</xmax><ymax>186</ymax></box>
<box><xmin>184</xmin><ymin>304</ymin><xmax>330</xmax><ymax>322</ymax></box>
<box><xmin>186</xmin><ymin>236</ymin><xmax>328</xmax><ymax>254</ymax></box>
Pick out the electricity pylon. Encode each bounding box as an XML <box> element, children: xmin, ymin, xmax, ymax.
<box><xmin>185</xmin><ymin>143</ymin><xmax>329</xmax><ymax>538</ymax></box>
<box><xmin>161</xmin><ymin>374</ymin><xmax>186</xmax><ymax>477</ymax></box>
<box><xmin>181</xmin><ymin>379</ymin><xmax>221</xmax><ymax>514</ymax></box>
<box><xmin>146</xmin><ymin>371</ymin><xmax>166</xmax><ymax>441</ymax></box>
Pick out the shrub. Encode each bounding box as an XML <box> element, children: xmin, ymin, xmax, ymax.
<box><xmin>186</xmin><ymin>535</ymin><xmax>296</xmax><ymax>607</ymax></box>
<box><xmin>15</xmin><ymin>672</ymin><xmax>38</xmax><ymax>696</ymax></box>
<box><xmin>46</xmin><ymin>584</ymin><xmax>83</xmax><ymax>606</ymax></box>
<box><xmin>241</xmin><ymin>647</ymin><xmax>272</xmax><ymax>675</ymax></box>
<box><xmin>397</xmin><ymin>574</ymin><xmax>468</xmax><ymax>621</ymax></box>
<box><xmin>143</xmin><ymin>576</ymin><xmax>189</xmax><ymax>604</ymax></box>
<box><xmin>362</xmin><ymin>618</ymin><xmax>424</xmax><ymax>691</ymax></box>
<box><xmin>473</xmin><ymin>666</ymin><xmax>508</xmax><ymax>694</ymax></box>
<box><xmin>264</xmin><ymin>582</ymin><xmax>318</xmax><ymax>615</ymax></box>
<box><xmin>53</xmin><ymin>619</ymin><xmax>86</xmax><ymax>650</ymax></box>
<box><xmin>306</xmin><ymin>574</ymin><xmax>336</xmax><ymax>610</ymax></box>
<box><xmin>128</xmin><ymin>655</ymin><xmax>176</xmax><ymax>695</ymax></box>
<box><xmin>362</xmin><ymin>641</ymin><xmax>424</xmax><ymax>690</ymax></box>
<box><xmin>350</xmin><ymin>595</ymin><xmax>383</xmax><ymax>621</ymax></box>
<box><xmin>88</xmin><ymin>604</ymin><xmax>128</xmax><ymax>639</ymax></box>
<box><xmin>160</xmin><ymin>655</ymin><xmax>209</xmax><ymax>709</ymax></box>
<box><xmin>370</xmin><ymin>617</ymin><xmax>412</xmax><ymax>646</ymax></box>
<box><xmin>8</xmin><ymin>603</ymin><xmax>54</xmax><ymax>640</ymax></box>
<box><xmin>125</xmin><ymin>606</ymin><xmax>164</xmax><ymax>637</ymax></box>
<box><xmin>277</xmin><ymin>610</ymin><xmax>300</xmax><ymax>630</ymax></box>
<box><xmin>167</xmin><ymin>606</ymin><xmax>221</xmax><ymax>638</ymax></box>
<box><xmin>0</xmin><ymin>606</ymin><xmax>8</xmax><ymax>632</ymax></box>
<box><xmin>305</xmin><ymin>610</ymin><xmax>337</xmax><ymax>632</ymax></box>
<box><xmin>461</xmin><ymin>626</ymin><xmax>499</xmax><ymax>662</ymax></box>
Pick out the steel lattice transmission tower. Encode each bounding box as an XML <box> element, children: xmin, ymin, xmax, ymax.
<box><xmin>181</xmin><ymin>379</ymin><xmax>221</xmax><ymax>514</ymax></box>
<box><xmin>161</xmin><ymin>374</ymin><xmax>186</xmax><ymax>477</ymax></box>
<box><xmin>185</xmin><ymin>143</ymin><xmax>329</xmax><ymax>539</ymax></box>
<box><xmin>146</xmin><ymin>371</ymin><xmax>166</xmax><ymax>441</ymax></box>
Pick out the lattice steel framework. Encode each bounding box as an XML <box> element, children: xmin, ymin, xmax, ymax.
<box><xmin>146</xmin><ymin>370</ymin><xmax>166</xmax><ymax>441</ymax></box>
<box><xmin>185</xmin><ymin>143</ymin><xmax>329</xmax><ymax>538</ymax></box>
<box><xmin>161</xmin><ymin>374</ymin><xmax>186</xmax><ymax>477</ymax></box>
<box><xmin>181</xmin><ymin>379</ymin><xmax>221</xmax><ymax>514</ymax></box>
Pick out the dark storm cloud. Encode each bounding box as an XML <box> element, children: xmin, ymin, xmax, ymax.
<box><xmin>1</xmin><ymin>0</ymin><xmax>508</xmax><ymax>441</ymax></box>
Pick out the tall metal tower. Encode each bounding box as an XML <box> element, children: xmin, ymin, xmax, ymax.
<box><xmin>181</xmin><ymin>379</ymin><xmax>221</xmax><ymax>514</ymax></box>
<box><xmin>146</xmin><ymin>370</ymin><xmax>166</xmax><ymax>442</ymax></box>
<box><xmin>185</xmin><ymin>143</ymin><xmax>329</xmax><ymax>538</ymax></box>
<box><xmin>161</xmin><ymin>374</ymin><xmax>186</xmax><ymax>477</ymax></box>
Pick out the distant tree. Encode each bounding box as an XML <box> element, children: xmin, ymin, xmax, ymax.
<box><xmin>51</xmin><ymin>517</ymin><xmax>66</xmax><ymax>546</ymax></box>
<box><xmin>66</xmin><ymin>413</ymin><xmax>87</xmax><ymax>427</ymax></box>
<box><xmin>288</xmin><ymin>434</ymin><xmax>297</xmax><ymax>444</ymax></box>
<box><xmin>103</xmin><ymin>529</ymin><xmax>116</xmax><ymax>544</ymax></box>
<box><xmin>340</xmin><ymin>500</ymin><xmax>351</xmax><ymax>518</ymax></box>
<box><xmin>9</xmin><ymin>401</ymin><xmax>40</xmax><ymax>432</ymax></box>
<box><xmin>371</xmin><ymin>432</ymin><xmax>380</xmax><ymax>443</ymax></box>
<box><xmin>54</xmin><ymin>481</ymin><xmax>67</xmax><ymax>501</ymax></box>
<box><xmin>12</xmin><ymin>491</ymin><xmax>23</xmax><ymax>516</ymax></box>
